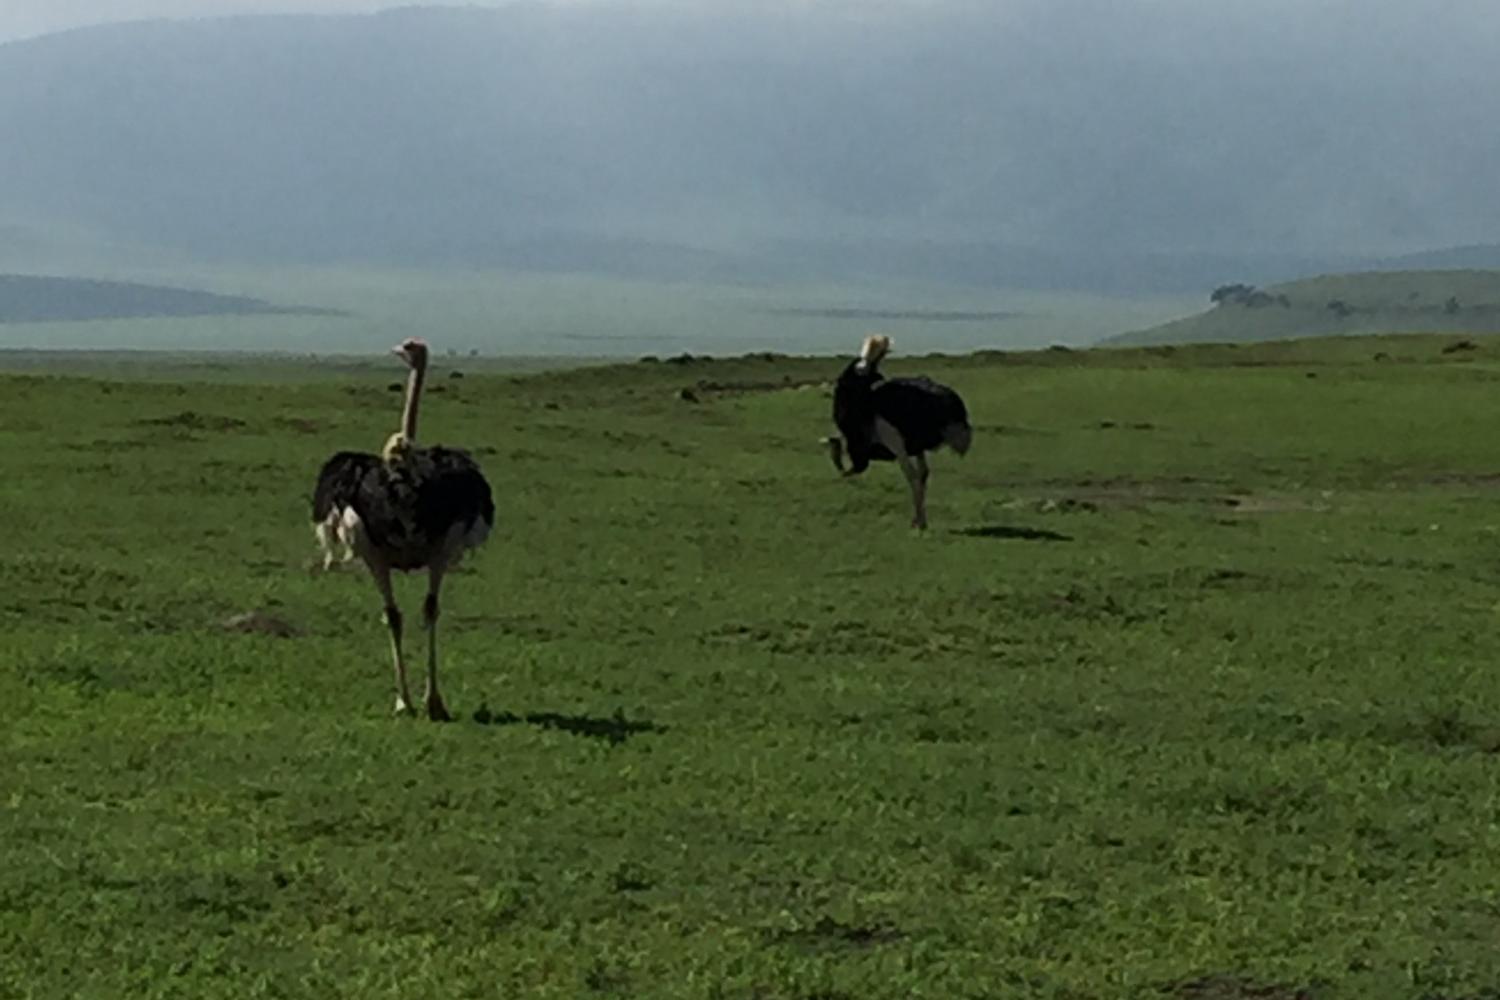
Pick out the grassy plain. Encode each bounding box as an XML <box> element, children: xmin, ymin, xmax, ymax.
<box><xmin>5</xmin><ymin>334</ymin><xmax>1500</xmax><ymax>998</ymax></box>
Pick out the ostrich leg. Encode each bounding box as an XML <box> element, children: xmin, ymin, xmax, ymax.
<box><xmin>897</xmin><ymin>455</ymin><xmax>928</xmax><ymax>530</ymax></box>
<box><xmin>871</xmin><ymin>417</ymin><xmax>926</xmax><ymax>530</ymax></box>
<box><xmin>423</xmin><ymin>563</ymin><xmax>452</xmax><ymax>722</ymax></box>
<box><xmin>881</xmin><ymin>431</ymin><xmax>926</xmax><ymax>530</ymax></box>
<box><xmin>370</xmin><ymin>561</ymin><xmax>414</xmax><ymax>715</ymax></box>
<box><xmin>822</xmin><ymin>435</ymin><xmax>846</xmax><ymax>473</ymax></box>
<box><xmin>912</xmin><ymin>452</ymin><xmax>930</xmax><ymax>530</ymax></box>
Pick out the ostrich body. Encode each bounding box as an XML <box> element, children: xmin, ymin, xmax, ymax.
<box><xmin>824</xmin><ymin>335</ymin><xmax>971</xmax><ymax>529</ymax></box>
<box><xmin>312</xmin><ymin>338</ymin><xmax>494</xmax><ymax>720</ymax></box>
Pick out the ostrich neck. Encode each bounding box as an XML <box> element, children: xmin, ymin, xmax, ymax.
<box><xmin>400</xmin><ymin>362</ymin><xmax>426</xmax><ymax>440</ymax></box>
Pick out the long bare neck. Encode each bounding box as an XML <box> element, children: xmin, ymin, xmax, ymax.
<box><xmin>400</xmin><ymin>359</ymin><xmax>426</xmax><ymax>441</ymax></box>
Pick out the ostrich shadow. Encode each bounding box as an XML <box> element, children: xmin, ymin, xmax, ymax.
<box><xmin>470</xmin><ymin>706</ymin><xmax>666</xmax><ymax>745</ymax></box>
<box><xmin>951</xmin><ymin>524</ymin><xmax>1073</xmax><ymax>542</ymax></box>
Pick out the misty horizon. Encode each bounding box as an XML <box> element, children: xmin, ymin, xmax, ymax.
<box><xmin>2</xmin><ymin>1</ymin><xmax>1499</xmax><ymax>353</ymax></box>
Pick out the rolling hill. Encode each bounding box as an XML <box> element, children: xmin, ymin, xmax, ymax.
<box><xmin>0</xmin><ymin>274</ymin><xmax>344</xmax><ymax>323</ymax></box>
<box><xmin>1104</xmin><ymin>270</ymin><xmax>1500</xmax><ymax>347</ymax></box>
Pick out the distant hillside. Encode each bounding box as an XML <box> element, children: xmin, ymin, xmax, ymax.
<box><xmin>3</xmin><ymin>7</ymin><xmax>1500</xmax><ymax>291</ymax></box>
<box><xmin>1103</xmin><ymin>270</ymin><xmax>1500</xmax><ymax>347</ymax></box>
<box><xmin>0</xmin><ymin>274</ymin><xmax>344</xmax><ymax>323</ymax></box>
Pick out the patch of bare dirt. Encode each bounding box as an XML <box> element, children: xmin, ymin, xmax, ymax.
<box><xmin>220</xmin><ymin>611</ymin><xmax>300</xmax><ymax>638</ymax></box>
<box><xmin>1217</xmin><ymin>494</ymin><xmax>1330</xmax><ymax>514</ymax></box>
<box><xmin>1011</xmin><ymin>480</ymin><xmax>1329</xmax><ymax>515</ymax></box>
<box><xmin>689</xmin><ymin>376</ymin><xmax>830</xmax><ymax>397</ymax></box>
<box><xmin>1032</xmin><ymin>497</ymin><xmax>1100</xmax><ymax>514</ymax></box>
<box><xmin>1414</xmin><ymin>471</ymin><xmax>1500</xmax><ymax>490</ymax></box>
<box><xmin>1010</xmin><ymin>477</ymin><xmax>1221</xmax><ymax>512</ymax></box>
<box><xmin>1095</xmin><ymin>419</ymin><xmax>1158</xmax><ymax>430</ymax></box>
<box><xmin>136</xmin><ymin>411</ymin><xmax>247</xmax><ymax>432</ymax></box>
<box><xmin>271</xmin><ymin>416</ymin><xmax>327</xmax><ymax>434</ymax></box>
<box><xmin>65</xmin><ymin>437</ymin><xmax>153</xmax><ymax>453</ymax></box>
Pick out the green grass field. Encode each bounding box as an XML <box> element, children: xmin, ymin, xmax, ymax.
<box><xmin>6</xmin><ymin>334</ymin><xmax>1500</xmax><ymax>998</ymax></box>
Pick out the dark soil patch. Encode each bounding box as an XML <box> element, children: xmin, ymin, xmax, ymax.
<box><xmin>1013</xmin><ymin>477</ymin><xmax>1223</xmax><ymax>512</ymax></box>
<box><xmin>1165</xmin><ymin>974</ymin><xmax>1318</xmax><ymax>999</ymax></box>
<box><xmin>65</xmin><ymin>437</ymin><xmax>153</xmax><ymax>453</ymax></box>
<box><xmin>1398</xmin><ymin>708</ymin><xmax>1500</xmax><ymax>755</ymax></box>
<box><xmin>137</xmin><ymin>411</ymin><xmax>247</xmax><ymax>432</ymax></box>
<box><xmin>1033</xmin><ymin>497</ymin><xmax>1100</xmax><ymax>514</ymax></box>
<box><xmin>1200</xmin><ymin>568</ymin><xmax>1254</xmax><ymax>587</ymax></box>
<box><xmin>1218</xmin><ymin>494</ymin><xmax>1329</xmax><ymax>514</ymax></box>
<box><xmin>220</xmin><ymin>610</ymin><xmax>300</xmax><ymax>638</ymax></box>
<box><xmin>691</xmin><ymin>376</ymin><xmax>828</xmax><ymax>396</ymax></box>
<box><xmin>270</xmin><ymin>416</ymin><xmax>327</xmax><ymax>434</ymax></box>
<box><xmin>1414</xmin><ymin>471</ymin><xmax>1500</xmax><ymax>490</ymax></box>
<box><xmin>1014</xmin><ymin>480</ymin><xmax>1323</xmax><ymax>516</ymax></box>
<box><xmin>765</xmin><ymin>915</ymin><xmax>906</xmax><ymax>952</ymax></box>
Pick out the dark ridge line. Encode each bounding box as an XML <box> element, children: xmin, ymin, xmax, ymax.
<box><xmin>756</xmin><ymin>306</ymin><xmax>1023</xmax><ymax>323</ymax></box>
<box><xmin>0</xmin><ymin>273</ymin><xmax>350</xmax><ymax>324</ymax></box>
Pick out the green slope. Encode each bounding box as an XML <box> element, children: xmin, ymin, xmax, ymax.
<box><xmin>1106</xmin><ymin>269</ymin><xmax>1500</xmax><ymax>346</ymax></box>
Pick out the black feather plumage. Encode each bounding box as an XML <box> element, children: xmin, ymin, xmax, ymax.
<box><xmin>312</xmin><ymin>451</ymin><xmax>381</xmax><ymax>523</ymax></box>
<box><xmin>312</xmin><ymin>446</ymin><xmax>494</xmax><ymax>571</ymax></box>
<box><xmin>832</xmin><ymin>357</ymin><xmax>971</xmax><ymax>474</ymax></box>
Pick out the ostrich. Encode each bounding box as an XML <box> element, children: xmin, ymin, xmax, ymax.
<box><xmin>823</xmin><ymin>334</ymin><xmax>971</xmax><ymax>529</ymax></box>
<box><xmin>312</xmin><ymin>338</ymin><xmax>494</xmax><ymax>721</ymax></box>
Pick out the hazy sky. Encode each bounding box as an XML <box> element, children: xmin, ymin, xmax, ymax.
<box><xmin>0</xmin><ymin>1</ymin><xmax>521</xmax><ymax>41</ymax></box>
<box><xmin>7</xmin><ymin>0</ymin><xmax>1496</xmax><ymax>43</ymax></box>
<box><xmin>5</xmin><ymin>0</ymin><xmax>1500</xmax><ymax>275</ymax></box>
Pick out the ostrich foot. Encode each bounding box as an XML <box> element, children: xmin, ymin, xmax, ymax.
<box><xmin>425</xmin><ymin>693</ymin><xmax>452</xmax><ymax>723</ymax></box>
<box><xmin>822</xmin><ymin>436</ymin><xmax>846</xmax><ymax>473</ymax></box>
<box><xmin>394</xmin><ymin>695</ymin><xmax>416</xmax><ymax>717</ymax></box>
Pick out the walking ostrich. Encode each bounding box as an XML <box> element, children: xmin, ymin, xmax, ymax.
<box><xmin>312</xmin><ymin>338</ymin><xmax>494</xmax><ymax>721</ymax></box>
<box><xmin>823</xmin><ymin>334</ymin><xmax>971</xmax><ymax>529</ymax></box>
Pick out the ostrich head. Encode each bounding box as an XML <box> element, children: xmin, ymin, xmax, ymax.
<box><xmin>854</xmin><ymin>334</ymin><xmax>891</xmax><ymax>374</ymax></box>
<box><xmin>392</xmin><ymin>338</ymin><xmax>430</xmax><ymax>371</ymax></box>
<box><xmin>381</xmin><ymin>431</ymin><xmax>413</xmax><ymax>466</ymax></box>
<box><xmin>392</xmin><ymin>338</ymin><xmax>430</xmax><ymax>443</ymax></box>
